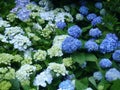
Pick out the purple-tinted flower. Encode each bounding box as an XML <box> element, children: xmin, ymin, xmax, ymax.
<box><xmin>15</xmin><ymin>0</ymin><xmax>30</xmax><ymax>7</ymax></box>
<box><xmin>58</xmin><ymin>79</ymin><xmax>75</xmax><ymax>90</ymax></box>
<box><xmin>105</xmin><ymin>68</ymin><xmax>120</xmax><ymax>82</ymax></box>
<box><xmin>79</xmin><ymin>6</ymin><xmax>89</xmax><ymax>15</ymax></box>
<box><xmin>93</xmin><ymin>71</ymin><xmax>102</xmax><ymax>81</ymax></box>
<box><xmin>89</xmin><ymin>28</ymin><xmax>102</xmax><ymax>38</ymax></box>
<box><xmin>85</xmin><ymin>40</ymin><xmax>99</xmax><ymax>52</ymax></box>
<box><xmin>86</xmin><ymin>13</ymin><xmax>97</xmax><ymax>21</ymax></box>
<box><xmin>17</xmin><ymin>7</ymin><xmax>31</xmax><ymax>21</ymax></box>
<box><xmin>68</xmin><ymin>25</ymin><xmax>82</xmax><ymax>38</ymax></box>
<box><xmin>91</xmin><ymin>16</ymin><xmax>102</xmax><ymax>26</ymax></box>
<box><xmin>99</xmin><ymin>58</ymin><xmax>112</xmax><ymax>68</ymax></box>
<box><xmin>112</xmin><ymin>50</ymin><xmax>120</xmax><ymax>62</ymax></box>
<box><xmin>56</xmin><ymin>21</ymin><xmax>66</xmax><ymax>29</ymax></box>
<box><xmin>95</xmin><ymin>2</ymin><xmax>102</xmax><ymax>9</ymax></box>
<box><xmin>62</xmin><ymin>36</ymin><xmax>82</xmax><ymax>53</ymax></box>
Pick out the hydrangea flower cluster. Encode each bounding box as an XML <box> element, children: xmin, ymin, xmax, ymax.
<box><xmin>86</xmin><ymin>13</ymin><xmax>97</xmax><ymax>21</ymax></box>
<box><xmin>95</xmin><ymin>2</ymin><xmax>103</xmax><ymax>9</ymax></box>
<box><xmin>33</xmin><ymin>49</ymin><xmax>47</xmax><ymax>61</ymax></box>
<box><xmin>0</xmin><ymin>18</ymin><xmax>10</xmax><ymax>27</ymax></box>
<box><xmin>17</xmin><ymin>7</ymin><xmax>31</xmax><ymax>21</ymax></box>
<box><xmin>91</xmin><ymin>16</ymin><xmax>102</xmax><ymax>26</ymax></box>
<box><xmin>16</xmin><ymin>64</ymin><xmax>36</xmax><ymax>82</ymax></box>
<box><xmin>100</xmin><ymin>33</ymin><xmax>118</xmax><ymax>53</ymax></box>
<box><xmin>68</xmin><ymin>25</ymin><xmax>82</xmax><ymax>38</ymax></box>
<box><xmin>93</xmin><ymin>71</ymin><xmax>103</xmax><ymax>81</ymax></box>
<box><xmin>56</xmin><ymin>21</ymin><xmax>66</xmax><ymax>30</ymax></box>
<box><xmin>33</xmin><ymin>69</ymin><xmax>53</xmax><ymax>87</ymax></box>
<box><xmin>1</xmin><ymin>26</ymin><xmax>31</xmax><ymax>51</ymax></box>
<box><xmin>79</xmin><ymin>6</ymin><xmax>89</xmax><ymax>15</ymax></box>
<box><xmin>62</xmin><ymin>36</ymin><xmax>82</xmax><ymax>53</ymax></box>
<box><xmin>105</xmin><ymin>68</ymin><xmax>120</xmax><ymax>82</ymax></box>
<box><xmin>99</xmin><ymin>58</ymin><xmax>112</xmax><ymax>68</ymax></box>
<box><xmin>85</xmin><ymin>40</ymin><xmax>99</xmax><ymax>52</ymax></box>
<box><xmin>89</xmin><ymin>28</ymin><xmax>102</xmax><ymax>38</ymax></box>
<box><xmin>58</xmin><ymin>79</ymin><xmax>75</xmax><ymax>90</ymax></box>
<box><xmin>48</xmin><ymin>62</ymin><xmax>68</xmax><ymax>76</ymax></box>
<box><xmin>112</xmin><ymin>50</ymin><xmax>120</xmax><ymax>62</ymax></box>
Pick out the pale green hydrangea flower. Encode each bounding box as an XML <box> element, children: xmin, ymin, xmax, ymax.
<box><xmin>34</xmin><ymin>49</ymin><xmax>47</xmax><ymax>61</ymax></box>
<box><xmin>0</xmin><ymin>67</ymin><xmax>15</xmax><ymax>80</ymax></box>
<box><xmin>63</xmin><ymin>57</ymin><xmax>73</xmax><ymax>67</ymax></box>
<box><xmin>47</xmin><ymin>46</ymin><xmax>63</xmax><ymax>58</ymax></box>
<box><xmin>0</xmin><ymin>81</ymin><xmax>12</xmax><ymax>90</ymax></box>
<box><xmin>16</xmin><ymin>64</ymin><xmax>36</xmax><ymax>82</ymax></box>
<box><xmin>48</xmin><ymin>62</ymin><xmax>68</xmax><ymax>76</ymax></box>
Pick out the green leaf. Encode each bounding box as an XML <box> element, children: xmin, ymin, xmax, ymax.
<box><xmin>10</xmin><ymin>78</ymin><xmax>20</xmax><ymax>90</ymax></box>
<box><xmin>75</xmin><ymin>79</ymin><xmax>87</xmax><ymax>90</ymax></box>
<box><xmin>72</xmin><ymin>52</ymin><xmax>86</xmax><ymax>64</ymax></box>
<box><xmin>110</xmin><ymin>80</ymin><xmax>120</xmax><ymax>90</ymax></box>
<box><xmin>86</xmin><ymin>53</ymin><xmax>97</xmax><ymax>62</ymax></box>
<box><xmin>88</xmin><ymin>76</ymin><xmax>97</xmax><ymax>88</ymax></box>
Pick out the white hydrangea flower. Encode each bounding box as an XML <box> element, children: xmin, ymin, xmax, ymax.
<box><xmin>4</xmin><ymin>26</ymin><xmax>24</xmax><ymax>39</ymax></box>
<box><xmin>40</xmin><ymin>11</ymin><xmax>55</xmax><ymax>21</ymax></box>
<box><xmin>48</xmin><ymin>62</ymin><xmax>68</xmax><ymax>76</ymax></box>
<box><xmin>53</xmin><ymin>35</ymin><xmax>68</xmax><ymax>47</ymax></box>
<box><xmin>0</xmin><ymin>19</ymin><xmax>10</xmax><ymax>27</ymax></box>
<box><xmin>33</xmin><ymin>69</ymin><xmax>53</xmax><ymax>87</ymax></box>
<box><xmin>55</xmin><ymin>12</ymin><xmax>73</xmax><ymax>22</ymax></box>
<box><xmin>34</xmin><ymin>49</ymin><xmax>47</xmax><ymax>61</ymax></box>
<box><xmin>16</xmin><ymin>64</ymin><xmax>36</xmax><ymax>82</ymax></box>
<box><xmin>9</xmin><ymin>34</ymin><xmax>32</xmax><ymax>51</ymax></box>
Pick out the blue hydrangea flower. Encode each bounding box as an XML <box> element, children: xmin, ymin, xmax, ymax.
<box><xmin>85</xmin><ymin>40</ymin><xmax>99</xmax><ymax>52</ymax></box>
<box><xmin>100</xmin><ymin>38</ymin><xmax>117</xmax><ymax>53</ymax></box>
<box><xmin>93</xmin><ymin>71</ymin><xmax>102</xmax><ymax>81</ymax></box>
<box><xmin>95</xmin><ymin>2</ymin><xmax>102</xmax><ymax>9</ymax></box>
<box><xmin>112</xmin><ymin>50</ymin><xmax>120</xmax><ymax>62</ymax></box>
<box><xmin>99</xmin><ymin>58</ymin><xmax>112</xmax><ymax>68</ymax></box>
<box><xmin>17</xmin><ymin>8</ymin><xmax>31</xmax><ymax>21</ymax></box>
<box><xmin>105</xmin><ymin>33</ymin><xmax>118</xmax><ymax>41</ymax></box>
<box><xmin>86</xmin><ymin>13</ymin><xmax>97</xmax><ymax>21</ymax></box>
<box><xmin>62</xmin><ymin>36</ymin><xmax>82</xmax><ymax>53</ymax></box>
<box><xmin>79</xmin><ymin>6</ymin><xmax>89</xmax><ymax>15</ymax></box>
<box><xmin>68</xmin><ymin>25</ymin><xmax>82</xmax><ymax>38</ymax></box>
<box><xmin>89</xmin><ymin>28</ymin><xmax>102</xmax><ymax>38</ymax></box>
<box><xmin>15</xmin><ymin>0</ymin><xmax>30</xmax><ymax>7</ymax></box>
<box><xmin>105</xmin><ymin>68</ymin><xmax>120</xmax><ymax>82</ymax></box>
<box><xmin>91</xmin><ymin>16</ymin><xmax>102</xmax><ymax>26</ymax></box>
<box><xmin>56</xmin><ymin>21</ymin><xmax>66</xmax><ymax>29</ymax></box>
<box><xmin>117</xmin><ymin>41</ymin><xmax>120</xmax><ymax>49</ymax></box>
<box><xmin>58</xmin><ymin>80</ymin><xmax>75</xmax><ymax>90</ymax></box>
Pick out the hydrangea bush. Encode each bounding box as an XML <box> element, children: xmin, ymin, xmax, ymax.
<box><xmin>0</xmin><ymin>0</ymin><xmax>120</xmax><ymax>90</ymax></box>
